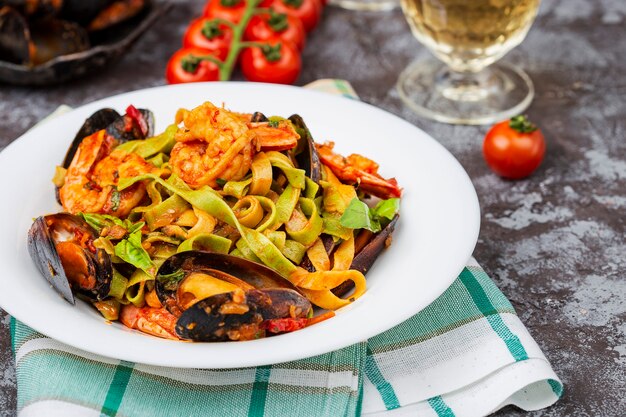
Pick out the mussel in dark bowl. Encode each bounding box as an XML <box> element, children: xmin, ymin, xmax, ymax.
<box><xmin>155</xmin><ymin>251</ymin><xmax>313</xmax><ymax>341</ymax></box>
<box><xmin>0</xmin><ymin>0</ymin><xmax>171</xmax><ymax>85</ymax></box>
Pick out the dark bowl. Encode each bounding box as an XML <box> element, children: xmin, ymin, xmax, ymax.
<box><xmin>0</xmin><ymin>1</ymin><xmax>172</xmax><ymax>86</ymax></box>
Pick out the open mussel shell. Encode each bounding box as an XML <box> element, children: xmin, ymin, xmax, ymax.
<box><xmin>299</xmin><ymin>234</ymin><xmax>334</xmax><ymax>273</ymax></box>
<box><xmin>28</xmin><ymin>216</ymin><xmax>74</xmax><ymax>303</ymax></box>
<box><xmin>175</xmin><ymin>291</ymin><xmax>263</xmax><ymax>342</ymax></box>
<box><xmin>60</xmin><ymin>0</ymin><xmax>113</xmax><ymax>25</ymax></box>
<box><xmin>87</xmin><ymin>0</ymin><xmax>149</xmax><ymax>32</ymax></box>
<box><xmin>247</xmin><ymin>288</ymin><xmax>311</xmax><ymax>320</ymax></box>
<box><xmin>289</xmin><ymin>114</ymin><xmax>322</xmax><ymax>184</ymax></box>
<box><xmin>62</xmin><ymin>107</ymin><xmax>153</xmax><ymax>169</ymax></box>
<box><xmin>0</xmin><ymin>9</ymin><xmax>91</xmax><ymax>67</ymax></box>
<box><xmin>1</xmin><ymin>0</ymin><xmax>63</xmax><ymax>19</ymax></box>
<box><xmin>61</xmin><ymin>108</ymin><xmax>120</xmax><ymax>169</ymax></box>
<box><xmin>29</xmin><ymin>18</ymin><xmax>90</xmax><ymax>66</ymax></box>
<box><xmin>351</xmin><ymin>215</ymin><xmax>399</xmax><ymax>274</ymax></box>
<box><xmin>105</xmin><ymin>108</ymin><xmax>154</xmax><ymax>142</ymax></box>
<box><xmin>27</xmin><ymin>213</ymin><xmax>112</xmax><ymax>304</ymax></box>
<box><xmin>0</xmin><ymin>6</ymin><xmax>30</xmax><ymax>65</ymax></box>
<box><xmin>156</xmin><ymin>251</ymin><xmax>313</xmax><ymax>341</ymax></box>
<box><xmin>250</xmin><ymin>112</ymin><xmax>268</xmax><ymax>123</ymax></box>
<box><xmin>155</xmin><ymin>251</ymin><xmax>297</xmax><ymax>314</ymax></box>
<box><xmin>176</xmin><ymin>288</ymin><xmax>312</xmax><ymax>342</ymax></box>
<box><xmin>333</xmin><ymin>215</ymin><xmax>399</xmax><ymax>297</ymax></box>
<box><xmin>56</xmin><ymin>107</ymin><xmax>153</xmax><ymax>204</ymax></box>
<box><xmin>0</xmin><ymin>1</ymin><xmax>170</xmax><ymax>85</ymax></box>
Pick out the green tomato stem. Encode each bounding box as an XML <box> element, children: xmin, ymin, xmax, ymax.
<box><xmin>209</xmin><ymin>17</ymin><xmax>238</xmax><ymax>30</ymax></box>
<box><xmin>218</xmin><ymin>0</ymin><xmax>263</xmax><ymax>81</ymax></box>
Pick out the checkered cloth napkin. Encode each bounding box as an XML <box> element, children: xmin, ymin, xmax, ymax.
<box><xmin>11</xmin><ymin>80</ymin><xmax>562</xmax><ymax>417</ymax></box>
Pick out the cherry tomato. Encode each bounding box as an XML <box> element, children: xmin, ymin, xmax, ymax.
<box><xmin>244</xmin><ymin>11</ymin><xmax>306</xmax><ymax>51</ymax></box>
<box><xmin>483</xmin><ymin>115</ymin><xmax>546</xmax><ymax>179</ymax></box>
<box><xmin>183</xmin><ymin>18</ymin><xmax>233</xmax><ymax>61</ymax></box>
<box><xmin>270</xmin><ymin>0</ymin><xmax>321</xmax><ymax>32</ymax></box>
<box><xmin>240</xmin><ymin>40</ymin><xmax>301</xmax><ymax>84</ymax></box>
<box><xmin>166</xmin><ymin>47</ymin><xmax>221</xmax><ymax>84</ymax></box>
<box><xmin>203</xmin><ymin>0</ymin><xmax>246</xmax><ymax>23</ymax></box>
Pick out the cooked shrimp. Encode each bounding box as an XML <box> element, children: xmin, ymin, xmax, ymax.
<box><xmin>59</xmin><ymin>130</ymin><xmax>156</xmax><ymax>217</ymax></box>
<box><xmin>316</xmin><ymin>142</ymin><xmax>402</xmax><ymax>199</ymax></box>
<box><xmin>170</xmin><ymin>102</ymin><xmax>255</xmax><ymax>188</ymax></box>
<box><xmin>120</xmin><ymin>304</ymin><xmax>179</xmax><ymax>340</ymax></box>
<box><xmin>248</xmin><ymin>120</ymin><xmax>300</xmax><ymax>151</ymax></box>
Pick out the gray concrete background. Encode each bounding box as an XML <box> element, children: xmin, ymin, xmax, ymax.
<box><xmin>1</xmin><ymin>0</ymin><xmax>625</xmax><ymax>415</ymax></box>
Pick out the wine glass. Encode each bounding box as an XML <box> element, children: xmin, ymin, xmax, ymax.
<box><xmin>397</xmin><ymin>0</ymin><xmax>541</xmax><ymax>125</ymax></box>
<box><xmin>329</xmin><ymin>0</ymin><xmax>398</xmax><ymax>12</ymax></box>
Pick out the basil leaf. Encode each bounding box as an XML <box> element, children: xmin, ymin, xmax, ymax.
<box><xmin>372</xmin><ymin>198</ymin><xmax>400</xmax><ymax>221</ymax></box>
<box><xmin>127</xmin><ymin>221</ymin><xmax>145</xmax><ymax>234</ymax></box>
<box><xmin>114</xmin><ymin>229</ymin><xmax>155</xmax><ymax>276</ymax></box>
<box><xmin>80</xmin><ymin>213</ymin><xmax>124</xmax><ymax>233</ymax></box>
<box><xmin>339</xmin><ymin>198</ymin><xmax>381</xmax><ymax>233</ymax></box>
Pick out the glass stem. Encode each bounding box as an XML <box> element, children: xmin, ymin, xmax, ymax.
<box><xmin>435</xmin><ymin>67</ymin><xmax>497</xmax><ymax>102</ymax></box>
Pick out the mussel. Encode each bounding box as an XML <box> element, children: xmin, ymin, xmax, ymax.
<box><xmin>55</xmin><ymin>106</ymin><xmax>154</xmax><ymax>204</ymax></box>
<box><xmin>0</xmin><ymin>6</ymin><xmax>90</xmax><ymax>66</ymax></box>
<box><xmin>333</xmin><ymin>215</ymin><xmax>399</xmax><ymax>296</ymax></box>
<box><xmin>351</xmin><ymin>214</ymin><xmax>398</xmax><ymax>275</ymax></box>
<box><xmin>155</xmin><ymin>251</ymin><xmax>312</xmax><ymax>342</ymax></box>
<box><xmin>61</xmin><ymin>108</ymin><xmax>120</xmax><ymax>169</ymax></box>
<box><xmin>87</xmin><ymin>0</ymin><xmax>149</xmax><ymax>32</ymax></box>
<box><xmin>27</xmin><ymin>213</ymin><xmax>112</xmax><ymax>304</ymax></box>
<box><xmin>248</xmin><ymin>112</ymin><xmax>321</xmax><ymax>185</ymax></box>
<box><xmin>0</xmin><ymin>6</ymin><xmax>29</xmax><ymax>64</ymax></box>
<box><xmin>0</xmin><ymin>0</ymin><xmax>63</xmax><ymax>19</ymax></box>
<box><xmin>60</xmin><ymin>0</ymin><xmax>115</xmax><ymax>25</ymax></box>
<box><xmin>28</xmin><ymin>18</ymin><xmax>89</xmax><ymax>66</ymax></box>
<box><xmin>61</xmin><ymin>107</ymin><xmax>154</xmax><ymax>170</ymax></box>
<box><xmin>297</xmin><ymin>215</ymin><xmax>399</xmax><ymax>293</ymax></box>
<box><xmin>289</xmin><ymin>114</ymin><xmax>322</xmax><ymax>184</ymax></box>
<box><xmin>0</xmin><ymin>0</ymin><xmax>150</xmax><ymax>68</ymax></box>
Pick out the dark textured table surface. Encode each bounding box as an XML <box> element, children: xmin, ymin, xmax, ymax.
<box><xmin>1</xmin><ymin>0</ymin><xmax>625</xmax><ymax>415</ymax></box>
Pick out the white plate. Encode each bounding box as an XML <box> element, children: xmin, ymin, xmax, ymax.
<box><xmin>0</xmin><ymin>82</ymin><xmax>479</xmax><ymax>368</ymax></box>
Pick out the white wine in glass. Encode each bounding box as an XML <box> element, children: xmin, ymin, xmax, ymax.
<box><xmin>398</xmin><ymin>0</ymin><xmax>541</xmax><ymax>125</ymax></box>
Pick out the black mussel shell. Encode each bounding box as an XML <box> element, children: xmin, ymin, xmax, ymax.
<box><xmin>60</xmin><ymin>0</ymin><xmax>112</xmax><ymax>25</ymax></box>
<box><xmin>250</xmin><ymin>112</ymin><xmax>268</xmax><ymax>123</ymax></box>
<box><xmin>62</xmin><ymin>108</ymin><xmax>120</xmax><ymax>169</ymax></box>
<box><xmin>333</xmin><ymin>215</ymin><xmax>399</xmax><ymax>297</ymax></box>
<box><xmin>155</xmin><ymin>251</ymin><xmax>297</xmax><ymax>315</ymax></box>
<box><xmin>1</xmin><ymin>0</ymin><xmax>63</xmax><ymax>19</ymax></box>
<box><xmin>299</xmin><ymin>234</ymin><xmax>334</xmax><ymax>273</ymax></box>
<box><xmin>247</xmin><ymin>288</ymin><xmax>311</xmax><ymax>319</ymax></box>
<box><xmin>350</xmin><ymin>215</ymin><xmax>398</xmax><ymax>274</ymax></box>
<box><xmin>105</xmin><ymin>108</ymin><xmax>154</xmax><ymax>142</ymax></box>
<box><xmin>87</xmin><ymin>0</ymin><xmax>148</xmax><ymax>32</ymax></box>
<box><xmin>28</xmin><ymin>216</ymin><xmax>74</xmax><ymax>303</ymax></box>
<box><xmin>176</xmin><ymin>291</ymin><xmax>263</xmax><ymax>342</ymax></box>
<box><xmin>56</xmin><ymin>107</ymin><xmax>120</xmax><ymax>205</ymax></box>
<box><xmin>62</xmin><ymin>107</ymin><xmax>153</xmax><ymax>170</ymax></box>
<box><xmin>27</xmin><ymin>213</ymin><xmax>112</xmax><ymax>303</ymax></box>
<box><xmin>175</xmin><ymin>288</ymin><xmax>312</xmax><ymax>342</ymax></box>
<box><xmin>0</xmin><ymin>6</ymin><xmax>30</xmax><ymax>65</ymax></box>
<box><xmin>289</xmin><ymin>114</ymin><xmax>321</xmax><ymax>185</ymax></box>
<box><xmin>29</xmin><ymin>19</ymin><xmax>90</xmax><ymax>66</ymax></box>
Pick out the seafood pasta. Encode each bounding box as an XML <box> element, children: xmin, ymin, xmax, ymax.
<box><xmin>28</xmin><ymin>102</ymin><xmax>402</xmax><ymax>342</ymax></box>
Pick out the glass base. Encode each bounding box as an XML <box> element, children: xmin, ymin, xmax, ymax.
<box><xmin>396</xmin><ymin>60</ymin><xmax>534</xmax><ymax>125</ymax></box>
<box><xmin>329</xmin><ymin>0</ymin><xmax>398</xmax><ymax>11</ymax></box>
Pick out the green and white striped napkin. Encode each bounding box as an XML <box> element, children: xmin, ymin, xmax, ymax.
<box><xmin>10</xmin><ymin>80</ymin><xmax>563</xmax><ymax>417</ymax></box>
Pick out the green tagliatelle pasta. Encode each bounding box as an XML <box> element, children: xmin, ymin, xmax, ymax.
<box><xmin>38</xmin><ymin>101</ymin><xmax>403</xmax><ymax>341</ymax></box>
